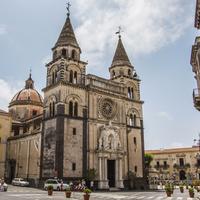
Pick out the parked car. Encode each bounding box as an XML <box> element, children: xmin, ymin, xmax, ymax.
<box><xmin>0</xmin><ymin>179</ymin><xmax>8</xmax><ymax>191</ymax></box>
<box><xmin>44</xmin><ymin>179</ymin><xmax>69</xmax><ymax>191</ymax></box>
<box><xmin>12</xmin><ymin>178</ymin><xmax>29</xmax><ymax>187</ymax></box>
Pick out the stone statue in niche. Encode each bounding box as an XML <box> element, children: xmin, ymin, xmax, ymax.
<box><xmin>98</xmin><ymin>122</ymin><xmax>121</xmax><ymax>151</ymax></box>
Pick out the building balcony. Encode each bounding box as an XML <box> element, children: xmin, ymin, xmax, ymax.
<box><xmin>173</xmin><ymin>163</ymin><xmax>191</xmax><ymax>169</ymax></box>
<box><xmin>154</xmin><ymin>165</ymin><xmax>170</xmax><ymax>170</ymax></box>
<box><xmin>193</xmin><ymin>89</ymin><xmax>200</xmax><ymax>111</ymax></box>
<box><xmin>195</xmin><ymin>0</ymin><xmax>200</xmax><ymax>29</ymax></box>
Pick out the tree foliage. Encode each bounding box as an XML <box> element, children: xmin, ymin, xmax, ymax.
<box><xmin>144</xmin><ymin>153</ymin><xmax>153</xmax><ymax>168</ymax></box>
<box><xmin>85</xmin><ymin>168</ymin><xmax>97</xmax><ymax>181</ymax></box>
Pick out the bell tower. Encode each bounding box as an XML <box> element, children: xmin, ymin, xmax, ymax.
<box><xmin>41</xmin><ymin>4</ymin><xmax>87</xmax><ymax>180</ymax></box>
<box><xmin>109</xmin><ymin>31</ymin><xmax>141</xmax><ymax>101</ymax></box>
<box><xmin>46</xmin><ymin>3</ymin><xmax>86</xmax><ymax>87</ymax></box>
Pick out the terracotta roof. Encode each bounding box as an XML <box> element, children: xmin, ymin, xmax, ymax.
<box><xmin>146</xmin><ymin>146</ymin><xmax>199</xmax><ymax>154</ymax></box>
<box><xmin>54</xmin><ymin>16</ymin><xmax>80</xmax><ymax>49</ymax></box>
<box><xmin>9</xmin><ymin>74</ymin><xmax>43</xmax><ymax>107</ymax></box>
<box><xmin>0</xmin><ymin>109</ymin><xmax>7</xmax><ymax>113</ymax></box>
<box><xmin>111</xmin><ymin>36</ymin><xmax>132</xmax><ymax>68</ymax></box>
<box><xmin>10</xmin><ymin>89</ymin><xmax>43</xmax><ymax>103</ymax></box>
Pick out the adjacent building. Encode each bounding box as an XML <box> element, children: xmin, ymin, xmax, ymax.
<box><xmin>191</xmin><ymin>0</ymin><xmax>200</xmax><ymax>111</ymax></box>
<box><xmin>5</xmin><ymin>75</ymin><xmax>43</xmax><ymax>185</ymax></box>
<box><xmin>146</xmin><ymin>146</ymin><xmax>200</xmax><ymax>184</ymax></box>
<box><xmin>0</xmin><ymin>109</ymin><xmax>12</xmax><ymax>178</ymax></box>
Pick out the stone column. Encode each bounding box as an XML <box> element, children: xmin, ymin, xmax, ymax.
<box><xmin>99</xmin><ymin>157</ymin><xmax>102</xmax><ymax>180</ymax></box>
<box><xmin>25</xmin><ymin>140</ymin><xmax>30</xmax><ymax>178</ymax></box>
<box><xmin>98</xmin><ymin>155</ymin><xmax>109</xmax><ymax>189</ymax></box>
<box><xmin>116</xmin><ymin>157</ymin><xmax>124</xmax><ymax>188</ymax></box>
<box><xmin>104</xmin><ymin>157</ymin><xmax>107</xmax><ymax>180</ymax></box>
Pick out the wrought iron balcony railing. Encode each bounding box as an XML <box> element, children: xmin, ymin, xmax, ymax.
<box><xmin>193</xmin><ymin>88</ymin><xmax>200</xmax><ymax>111</ymax></box>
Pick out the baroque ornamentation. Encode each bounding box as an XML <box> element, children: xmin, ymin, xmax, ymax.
<box><xmin>98</xmin><ymin>122</ymin><xmax>121</xmax><ymax>151</ymax></box>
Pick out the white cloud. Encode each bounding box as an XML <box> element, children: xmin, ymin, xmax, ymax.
<box><xmin>42</xmin><ymin>55</ymin><xmax>51</xmax><ymax>65</ymax></box>
<box><xmin>0</xmin><ymin>79</ymin><xmax>22</xmax><ymax>111</ymax></box>
<box><xmin>72</xmin><ymin>0</ymin><xmax>193</xmax><ymax>70</ymax></box>
<box><xmin>157</xmin><ymin>111</ymin><xmax>173</xmax><ymax>121</ymax></box>
<box><xmin>0</xmin><ymin>24</ymin><xmax>7</xmax><ymax>35</ymax></box>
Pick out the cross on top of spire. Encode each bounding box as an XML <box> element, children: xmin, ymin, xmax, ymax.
<box><xmin>115</xmin><ymin>26</ymin><xmax>123</xmax><ymax>38</ymax></box>
<box><xmin>66</xmin><ymin>2</ymin><xmax>71</xmax><ymax>17</ymax></box>
<box><xmin>29</xmin><ymin>68</ymin><xmax>32</xmax><ymax>79</ymax></box>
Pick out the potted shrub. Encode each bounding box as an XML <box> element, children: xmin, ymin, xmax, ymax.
<box><xmin>65</xmin><ymin>187</ymin><xmax>72</xmax><ymax>198</ymax></box>
<box><xmin>179</xmin><ymin>184</ymin><xmax>184</xmax><ymax>193</ymax></box>
<box><xmin>83</xmin><ymin>188</ymin><xmax>92</xmax><ymax>200</ymax></box>
<box><xmin>47</xmin><ymin>185</ymin><xmax>53</xmax><ymax>196</ymax></box>
<box><xmin>189</xmin><ymin>187</ymin><xmax>195</xmax><ymax>198</ymax></box>
<box><xmin>165</xmin><ymin>184</ymin><xmax>172</xmax><ymax>197</ymax></box>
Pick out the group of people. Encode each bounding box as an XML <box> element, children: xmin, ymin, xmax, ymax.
<box><xmin>59</xmin><ymin>179</ymin><xmax>94</xmax><ymax>191</ymax></box>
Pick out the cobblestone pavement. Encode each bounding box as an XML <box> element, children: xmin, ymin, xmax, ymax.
<box><xmin>1</xmin><ymin>185</ymin><xmax>200</xmax><ymax>200</ymax></box>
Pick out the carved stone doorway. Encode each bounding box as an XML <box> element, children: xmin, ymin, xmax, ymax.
<box><xmin>107</xmin><ymin>160</ymin><xmax>115</xmax><ymax>187</ymax></box>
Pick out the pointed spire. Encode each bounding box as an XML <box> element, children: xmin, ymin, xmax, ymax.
<box><xmin>25</xmin><ymin>70</ymin><xmax>34</xmax><ymax>89</ymax></box>
<box><xmin>111</xmin><ymin>36</ymin><xmax>132</xmax><ymax>68</ymax></box>
<box><xmin>54</xmin><ymin>11</ymin><xmax>80</xmax><ymax>49</ymax></box>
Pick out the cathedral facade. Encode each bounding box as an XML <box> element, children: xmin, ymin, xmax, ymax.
<box><xmin>4</xmin><ymin>9</ymin><xmax>145</xmax><ymax>189</ymax></box>
<box><xmin>41</xmin><ymin>12</ymin><xmax>145</xmax><ymax>189</ymax></box>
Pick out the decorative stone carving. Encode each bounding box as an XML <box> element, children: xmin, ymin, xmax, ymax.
<box><xmin>98</xmin><ymin>98</ymin><xmax>117</xmax><ymax>120</ymax></box>
<box><xmin>98</xmin><ymin>122</ymin><xmax>121</xmax><ymax>151</ymax></box>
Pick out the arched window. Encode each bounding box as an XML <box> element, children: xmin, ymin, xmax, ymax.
<box><xmin>52</xmin><ymin>71</ymin><xmax>57</xmax><ymax>84</ymax></box>
<box><xmin>55</xmin><ymin>72</ymin><xmax>57</xmax><ymax>83</ymax></box>
<box><xmin>62</xmin><ymin>49</ymin><xmax>67</xmax><ymax>57</ymax></box>
<box><xmin>53</xmin><ymin>50</ymin><xmax>57</xmax><ymax>60</ymax></box>
<box><xmin>131</xmin><ymin>88</ymin><xmax>134</xmax><ymax>99</ymax></box>
<box><xmin>128</xmin><ymin>87</ymin><xmax>134</xmax><ymax>99</ymax></box>
<box><xmin>74</xmin><ymin>71</ymin><xmax>77</xmax><ymax>84</ymax></box>
<box><xmin>52</xmin><ymin>72</ymin><xmax>55</xmax><ymax>84</ymax></box>
<box><xmin>112</xmin><ymin>70</ymin><xmax>115</xmax><ymax>78</ymax></box>
<box><xmin>69</xmin><ymin>101</ymin><xmax>73</xmax><ymax>116</ymax></box>
<box><xmin>128</xmin><ymin>69</ymin><xmax>131</xmax><ymax>76</ymax></box>
<box><xmin>129</xmin><ymin>113</ymin><xmax>136</xmax><ymax>126</ymax></box>
<box><xmin>52</xmin><ymin>102</ymin><xmax>55</xmax><ymax>116</ymax></box>
<box><xmin>74</xmin><ymin>102</ymin><xmax>78</xmax><ymax>117</ymax></box>
<box><xmin>128</xmin><ymin>87</ymin><xmax>131</xmax><ymax>98</ymax></box>
<box><xmin>129</xmin><ymin>114</ymin><xmax>133</xmax><ymax>126</ymax></box>
<box><xmin>71</xmin><ymin>50</ymin><xmax>76</xmax><ymax>60</ymax></box>
<box><xmin>49</xmin><ymin>102</ymin><xmax>52</xmax><ymax>117</ymax></box>
<box><xmin>69</xmin><ymin>70</ymin><xmax>73</xmax><ymax>83</ymax></box>
<box><xmin>133</xmin><ymin>114</ymin><xmax>137</xmax><ymax>126</ymax></box>
<box><xmin>49</xmin><ymin>102</ymin><xmax>56</xmax><ymax>117</ymax></box>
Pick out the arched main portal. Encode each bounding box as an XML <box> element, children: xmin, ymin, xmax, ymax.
<box><xmin>97</xmin><ymin>123</ymin><xmax>124</xmax><ymax>189</ymax></box>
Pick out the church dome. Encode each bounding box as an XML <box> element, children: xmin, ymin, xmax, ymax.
<box><xmin>9</xmin><ymin>74</ymin><xmax>43</xmax><ymax>107</ymax></box>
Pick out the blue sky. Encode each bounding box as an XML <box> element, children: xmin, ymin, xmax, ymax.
<box><xmin>0</xmin><ymin>0</ymin><xmax>199</xmax><ymax>150</ymax></box>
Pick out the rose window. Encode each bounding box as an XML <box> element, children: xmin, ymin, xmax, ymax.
<box><xmin>99</xmin><ymin>98</ymin><xmax>117</xmax><ymax>119</ymax></box>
